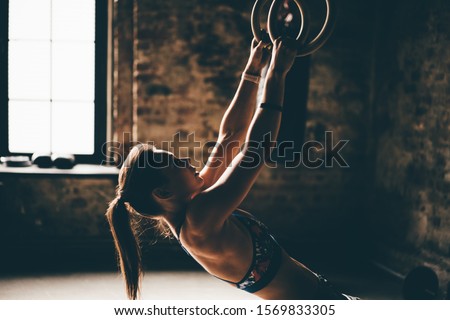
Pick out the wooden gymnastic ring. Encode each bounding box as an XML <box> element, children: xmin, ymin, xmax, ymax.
<box><xmin>267</xmin><ymin>0</ymin><xmax>310</xmax><ymax>47</ymax></box>
<box><xmin>251</xmin><ymin>0</ymin><xmax>307</xmax><ymax>45</ymax></box>
<box><xmin>268</xmin><ymin>0</ymin><xmax>336</xmax><ymax>57</ymax></box>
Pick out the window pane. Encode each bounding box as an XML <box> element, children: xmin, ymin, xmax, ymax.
<box><xmin>9</xmin><ymin>101</ymin><xmax>51</xmax><ymax>153</ymax></box>
<box><xmin>6</xmin><ymin>0</ymin><xmax>102</xmax><ymax>159</ymax></box>
<box><xmin>9</xmin><ymin>0</ymin><xmax>51</xmax><ymax>40</ymax></box>
<box><xmin>52</xmin><ymin>0</ymin><xmax>96</xmax><ymax>41</ymax></box>
<box><xmin>52</xmin><ymin>102</ymin><xmax>95</xmax><ymax>155</ymax></box>
<box><xmin>9</xmin><ymin>41</ymin><xmax>51</xmax><ymax>100</ymax></box>
<box><xmin>52</xmin><ymin>42</ymin><xmax>95</xmax><ymax>101</ymax></box>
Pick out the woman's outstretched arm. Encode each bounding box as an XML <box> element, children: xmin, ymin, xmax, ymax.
<box><xmin>199</xmin><ymin>40</ymin><xmax>270</xmax><ymax>188</ymax></box>
<box><xmin>218</xmin><ymin>39</ymin><xmax>270</xmax><ymax>137</ymax></box>
<box><xmin>191</xmin><ymin>38</ymin><xmax>297</xmax><ymax>234</ymax></box>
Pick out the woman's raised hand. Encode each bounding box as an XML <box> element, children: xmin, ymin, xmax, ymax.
<box><xmin>244</xmin><ymin>35</ymin><xmax>271</xmax><ymax>76</ymax></box>
<box><xmin>269</xmin><ymin>37</ymin><xmax>297</xmax><ymax>76</ymax></box>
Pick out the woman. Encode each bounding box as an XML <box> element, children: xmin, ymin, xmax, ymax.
<box><xmin>106</xmin><ymin>37</ymin><xmax>359</xmax><ymax>300</ymax></box>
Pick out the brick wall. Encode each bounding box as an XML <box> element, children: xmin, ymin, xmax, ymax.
<box><xmin>121</xmin><ymin>0</ymin><xmax>450</xmax><ymax>291</ymax></box>
<box><xmin>115</xmin><ymin>0</ymin><xmax>375</xmax><ymax>253</ymax></box>
<box><xmin>367</xmin><ymin>0</ymin><xmax>450</xmax><ymax>293</ymax></box>
<box><xmin>2</xmin><ymin>0</ymin><xmax>448</xmax><ymax>289</ymax></box>
<box><xmin>0</xmin><ymin>178</ymin><xmax>114</xmax><ymax>239</ymax></box>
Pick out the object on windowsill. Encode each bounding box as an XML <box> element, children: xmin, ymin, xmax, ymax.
<box><xmin>0</xmin><ymin>156</ymin><xmax>32</xmax><ymax>167</ymax></box>
<box><xmin>31</xmin><ymin>153</ymin><xmax>53</xmax><ymax>168</ymax></box>
<box><xmin>51</xmin><ymin>154</ymin><xmax>76</xmax><ymax>169</ymax></box>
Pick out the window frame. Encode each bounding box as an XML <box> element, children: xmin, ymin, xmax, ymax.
<box><xmin>0</xmin><ymin>0</ymin><xmax>108</xmax><ymax>165</ymax></box>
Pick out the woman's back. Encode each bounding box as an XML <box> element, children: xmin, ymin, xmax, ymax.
<box><xmin>177</xmin><ymin>207</ymin><xmax>321</xmax><ymax>299</ymax></box>
<box><xmin>106</xmin><ymin>39</ymin><xmax>359</xmax><ymax>300</ymax></box>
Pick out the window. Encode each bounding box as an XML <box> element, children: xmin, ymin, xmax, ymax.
<box><xmin>0</xmin><ymin>0</ymin><xmax>108</xmax><ymax>164</ymax></box>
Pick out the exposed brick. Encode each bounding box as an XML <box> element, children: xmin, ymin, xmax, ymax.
<box><xmin>3</xmin><ymin>0</ymin><xmax>448</xmax><ymax>291</ymax></box>
<box><xmin>369</xmin><ymin>0</ymin><xmax>450</xmax><ymax>292</ymax></box>
<box><xmin>145</xmin><ymin>84</ymin><xmax>172</xmax><ymax>96</ymax></box>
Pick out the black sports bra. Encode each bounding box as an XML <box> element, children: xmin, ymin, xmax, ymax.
<box><xmin>175</xmin><ymin>210</ymin><xmax>282</xmax><ymax>293</ymax></box>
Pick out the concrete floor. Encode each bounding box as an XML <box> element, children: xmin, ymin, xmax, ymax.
<box><xmin>0</xmin><ymin>265</ymin><xmax>402</xmax><ymax>300</ymax></box>
<box><xmin>0</xmin><ymin>271</ymin><xmax>255</xmax><ymax>300</ymax></box>
<box><xmin>0</xmin><ymin>239</ymin><xmax>404</xmax><ymax>300</ymax></box>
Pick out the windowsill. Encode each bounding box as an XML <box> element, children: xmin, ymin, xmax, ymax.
<box><xmin>0</xmin><ymin>164</ymin><xmax>119</xmax><ymax>178</ymax></box>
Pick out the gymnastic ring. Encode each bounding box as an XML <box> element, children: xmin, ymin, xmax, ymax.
<box><xmin>267</xmin><ymin>0</ymin><xmax>310</xmax><ymax>47</ymax></box>
<box><xmin>251</xmin><ymin>0</ymin><xmax>306</xmax><ymax>45</ymax></box>
<box><xmin>268</xmin><ymin>0</ymin><xmax>336</xmax><ymax>57</ymax></box>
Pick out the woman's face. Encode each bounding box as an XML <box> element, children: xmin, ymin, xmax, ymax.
<box><xmin>152</xmin><ymin>148</ymin><xmax>204</xmax><ymax>197</ymax></box>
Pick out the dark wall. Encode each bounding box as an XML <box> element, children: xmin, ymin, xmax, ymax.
<box><xmin>119</xmin><ymin>0</ymin><xmax>374</xmax><ymax>252</ymax></box>
<box><xmin>0</xmin><ymin>178</ymin><xmax>113</xmax><ymax>238</ymax></box>
<box><xmin>367</xmin><ymin>0</ymin><xmax>450</xmax><ymax>288</ymax></box>
<box><xmin>103</xmin><ymin>0</ymin><xmax>450</xmax><ymax>289</ymax></box>
<box><xmin>1</xmin><ymin>0</ymin><xmax>449</xmax><ymax>290</ymax></box>
<box><xmin>0</xmin><ymin>176</ymin><xmax>117</xmax><ymax>272</ymax></box>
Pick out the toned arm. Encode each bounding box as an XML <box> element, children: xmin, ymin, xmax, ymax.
<box><xmin>190</xmin><ymin>38</ymin><xmax>297</xmax><ymax>235</ymax></box>
<box><xmin>199</xmin><ymin>41</ymin><xmax>269</xmax><ymax>189</ymax></box>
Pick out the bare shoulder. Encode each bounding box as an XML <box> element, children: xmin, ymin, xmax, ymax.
<box><xmin>183</xmin><ymin>191</ymin><xmax>225</xmax><ymax>243</ymax></box>
<box><xmin>182</xmin><ymin>208</ymin><xmax>247</xmax><ymax>262</ymax></box>
<box><xmin>180</xmin><ymin>197</ymin><xmax>233</xmax><ymax>259</ymax></box>
<box><xmin>186</xmin><ymin>189</ymin><xmax>223</xmax><ymax>226</ymax></box>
